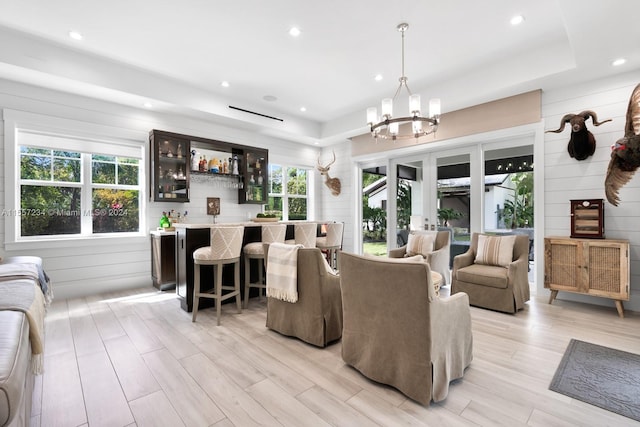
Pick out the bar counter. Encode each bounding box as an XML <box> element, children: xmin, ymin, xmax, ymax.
<box><xmin>172</xmin><ymin>221</ymin><xmax>323</xmax><ymax>311</ymax></box>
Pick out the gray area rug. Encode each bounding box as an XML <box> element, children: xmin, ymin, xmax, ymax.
<box><xmin>550</xmin><ymin>339</ymin><xmax>640</xmax><ymax>422</ymax></box>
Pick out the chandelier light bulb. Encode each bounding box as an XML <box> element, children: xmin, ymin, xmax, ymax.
<box><xmin>389</xmin><ymin>122</ymin><xmax>399</xmax><ymax>136</ymax></box>
<box><xmin>367</xmin><ymin>107</ymin><xmax>378</xmax><ymax>125</ymax></box>
<box><xmin>381</xmin><ymin>98</ymin><xmax>393</xmax><ymax>118</ymax></box>
<box><xmin>410</xmin><ymin>94</ymin><xmax>421</xmax><ymax>115</ymax></box>
<box><xmin>429</xmin><ymin>98</ymin><xmax>441</xmax><ymax>118</ymax></box>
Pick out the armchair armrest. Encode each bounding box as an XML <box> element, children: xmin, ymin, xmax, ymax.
<box><xmin>430</xmin><ymin>292</ymin><xmax>473</xmax><ymax>401</ymax></box>
<box><xmin>388</xmin><ymin>246</ymin><xmax>407</xmax><ymax>258</ymax></box>
<box><xmin>507</xmin><ymin>258</ymin><xmax>529</xmax><ymax>286</ymax></box>
<box><xmin>452</xmin><ymin>249</ymin><xmax>474</xmax><ymax>271</ymax></box>
<box><xmin>425</xmin><ymin>246</ymin><xmax>447</xmax><ymax>265</ymax></box>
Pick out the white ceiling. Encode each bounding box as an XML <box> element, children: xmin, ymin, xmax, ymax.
<box><xmin>0</xmin><ymin>0</ymin><xmax>638</xmax><ymax>146</ymax></box>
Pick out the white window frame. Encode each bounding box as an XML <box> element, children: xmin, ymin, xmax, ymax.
<box><xmin>268</xmin><ymin>164</ymin><xmax>310</xmax><ymax>221</ymax></box>
<box><xmin>3</xmin><ymin>109</ymin><xmax>147</xmax><ymax>249</ymax></box>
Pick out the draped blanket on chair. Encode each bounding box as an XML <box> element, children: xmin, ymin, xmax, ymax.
<box><xmin>266</xmin><ymin>243</ymin><xmax>301</xmax><ymax>303</ymax></box>
<box><xmin>0</xmin><ymin>278</ymin><xmax>46</xmax><ymax>374</ymax></box>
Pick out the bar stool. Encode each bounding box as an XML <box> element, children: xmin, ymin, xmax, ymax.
<box><xmin>293</xmin><ymin>223</ymin><xmax>317</xmax><ymax>248</ymax></box>
<box><xmin>316</xmin><ymin>222</ymin><xmax>344</xmax><ymax>270</ymax></box>
<box><xmin>243</xmin><ymin>224</ymin><xmax>286</xmax><ymax>308</ymax></box>
<box><xmin>192</xmin><ymin>226</ymin><xmax>244</xmax><ymax>325</ymax></box>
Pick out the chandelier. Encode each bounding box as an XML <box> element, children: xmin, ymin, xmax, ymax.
<box><xmin>367</xmin><ymin>23</ymin><xmax>441</xmax><ymax>141</ymax></box>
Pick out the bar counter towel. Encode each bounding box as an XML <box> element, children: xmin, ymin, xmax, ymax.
<box><xmin>266</xmin><ymin>242</ymin><xmax>302</xmax><ymax>303</ymax></box>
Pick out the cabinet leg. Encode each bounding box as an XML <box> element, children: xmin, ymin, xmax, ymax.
<box><xmin>548</xmin><ymin>290</ymin><xmax>558</xmax><ymax>304</ymax></box>
<box><xmin>615</xmin><ymin>300</ymin><xmax>625</xmax><ymax>318</ymax></box>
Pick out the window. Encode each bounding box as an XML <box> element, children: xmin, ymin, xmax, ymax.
<box><xmin>267</xmin><ymin>164</ymin><xmax>308</xmax><ymax>220</ymax></box>
<box><xmin>14</xmin><ymin>129</ymin><xmax>143</xmax><ymax>239</ymax></box>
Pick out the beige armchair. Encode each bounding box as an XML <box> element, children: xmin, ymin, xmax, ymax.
<box><xmin>264</xmin><ymin>245</ymin><xmax>342</xmax><ymax>348</ymax></box>
<box><xmin>389</xmin><ymin>230</ymin><xmax>451</xmax><ymax>286</ymax></box>
<box><xmin>339</xmin><ymin>252</ymin><xmax>473</xmax><ymax>405</ymax></box>
<box><xmin>451</xmin><ymin>233</ymin><xmax>529</xmax><ymax>313</ymax></box>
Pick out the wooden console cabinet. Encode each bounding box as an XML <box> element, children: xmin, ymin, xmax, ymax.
<box><xmin>544</xmin><ymin>236</ymin><xmax>629</xmax><ymax>317</ymax></box>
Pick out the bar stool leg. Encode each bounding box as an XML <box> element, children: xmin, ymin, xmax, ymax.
<box><xmin>243</xmin><ymin>254</ymin><xmax>251</xmax><ymax>309</ymax></box>
<box><xmin>257</xmin><ymin>259</ymin><xmax>264</xmax><ymax>299</ymax></box>
<box><xmin>234</xmin><ymin>261</ymin><xmax>242</xmax><ymax>313</ymax></box>
<box><xmin>192</xmin><ymin>263</ymin><xmax>201</xmax><ymax>322</ymax></box>
<box><xmin>215</xmin><ymin>263</ymin><xmax>223</xmax><ymax>326</ymax></box>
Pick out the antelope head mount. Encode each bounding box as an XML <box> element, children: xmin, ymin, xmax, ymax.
<box><xmin>317</xmin><ymin>151</ymin><xmax>342</xmax><ymax>196</ymax></box>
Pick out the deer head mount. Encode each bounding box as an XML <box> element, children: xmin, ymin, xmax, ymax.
<box><xmin>317</xmin><ymin>151</ymin><xmax>342</xmax><ymax>196</ymax></box>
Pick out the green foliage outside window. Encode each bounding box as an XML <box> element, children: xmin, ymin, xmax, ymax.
<box><xmin>396</xmin><ymin>179</ymin><xmax>411</xmax><ymax>230</ymax></box>
<box><xmin>266</xmin><ymin>164</ymin><xmax>308</xmax><ymax>220</ymax></box>
<box><xmin>500</xmin><ymin>172</ymin><xmax>534</xmax><ymax>228</ymax></box>
<box><xmin>19</xmin><ymin>147</ymin><xmax>141</xmax><ymax>236</ymax></box>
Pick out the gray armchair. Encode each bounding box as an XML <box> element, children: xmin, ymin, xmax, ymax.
<box><xmin>451</xmin><ymin>233</ymin><xmax>529</xmax><ymax>313</ymax></box>
<box><xmin>389</xmin><ymin>230</ymin><xmax>451</xmax><ymax>286</ymax></box>
<box><xmin>339</xmin><ymin>252</ymin><xmax>473</xmax><ymax>405</ymax></box>
<box><xmin>264</xmin><ymin>245</ymin><xmax>343</xmax><ymax>347</ymax></box>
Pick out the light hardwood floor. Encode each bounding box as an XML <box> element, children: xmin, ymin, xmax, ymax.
<box><xmin>31</xmin><ymin>284</ymin><xmax>640</xmax><ymax>427</ymax></box>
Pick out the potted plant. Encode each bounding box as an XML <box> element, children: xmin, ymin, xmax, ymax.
<box><xmin>438</xmin><ymin>207</ymin><xmax>463</xmax><ymax>227</ymax></box>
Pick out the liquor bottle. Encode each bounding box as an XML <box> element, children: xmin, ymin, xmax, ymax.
<box><xmin>191</xmin><ymin>150</ymin><xmax>199</xmax><ymax>171</ymax></box>
<box><xmin>159</xmin><ymin>213</ymin><xmax>171</xmax><ymax>228</ymax></box>
<box><xmin>158</xmin><ymin>185</ymin><xmax>163</xmax><ymax>199</ymax></box>
<box><xmin>232</xmin><ymin>156</ymin><xmax>239</xmax><ymax>175</ymax></box>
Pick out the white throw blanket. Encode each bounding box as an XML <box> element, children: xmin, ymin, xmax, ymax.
<box><xmin>0</xmin><ymin>278</ymin><xmax>46</xmax><ymax>374</ymax></box>
<box><xmin>266</xmin><ymin>243</ymin><xmax>302</xmax><ymax>303</ymax></box>
<box><xmin>0</xmin><ymin>262</ymin><xmax>53</xmax><ymax>305</ymax></box>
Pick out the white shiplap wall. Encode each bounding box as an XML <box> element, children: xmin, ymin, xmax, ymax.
<box><xmin>319</xmin><ymin>141</ymin><xmax>354</xmax><ymax>253</ymax></box>
<box><xmin>543</xmin><ymin>72</ymin><xmax>640</xmax><ymax>312</ymax></box>
<box><xmin>0</xmin><ymin>79</ymin><xmax>321</xmax><ymax>299</ymax></box>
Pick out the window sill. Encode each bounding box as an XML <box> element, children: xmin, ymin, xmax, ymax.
<box><xmin>5</xmin><ymin>233</ymin><xmax>148</xmax><ymax>251</ymax></box>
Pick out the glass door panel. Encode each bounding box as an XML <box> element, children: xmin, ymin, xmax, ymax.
<box><xmin>362</xmin><ymin>166</ymin><xmax>387</xmax><ymax>256</ymax></box>
<box><xmin>436</xmin><ymin>154</ymin><xmax>471</xmax><ymax>241</ymax></box>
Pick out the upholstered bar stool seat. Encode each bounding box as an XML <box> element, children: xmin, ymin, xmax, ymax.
<box><xmin>243</xmin><ymin>224</ymin><xmax>286</xmax><ymax>308</ymax></box>
<box><xmin>192</xmin><ymin>226</ymin><xmax>244</xmax><ymax>325</ymax></box>
<box><xmin>316</xmin><ymin>222</ymin><xmax>344</xmax><ymax>270</ymax></box>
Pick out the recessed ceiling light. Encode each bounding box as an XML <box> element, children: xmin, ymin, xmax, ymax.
<box><xmin>221</xmin><ymin>81</ymin><xmax>230</xmax><ymax>87</ymax></box>
<box><xmin>143</xmin><ymin>102</ymin><xmax>152</xmax><ymax>108</ymax></box>
<box><xmin>612</xmin><ymin>58</ymin><xmax>627</xmax><ymax>67</ymax></box>
<box><xmin>69</xmin><ymin>30</ymin><xmax>83</xmax><ymax>40</ymax></box>
<box><xmin>289</xmin><ymin>27</ymin><xmax>301</xmax><ymax>37</ymax></box>
<box><xmin>510</xmin><ymin>15</ymin><xmax>525</xmax><ymax>26</ymax></box>
<box><xmin>300</xmin><ymin>107</ymin><xmax>307</xmax><ymax>112</ymax></box>
<box><xmin>263</xmin><ymin>95</ymin><xmax>277</xmax><ymax>102</ymax></box>
<box><xmin>374</xmin><ymin>74</ymin><xmax>383</xmax><ymax>81</ymax></box>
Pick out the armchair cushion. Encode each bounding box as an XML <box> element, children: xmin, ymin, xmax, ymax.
<box><xmin>406</xmin><ymin>231</ymin><xmax>436</xmax><ymax>257</ymax></box>
<box><xmin>475</xmin><ymin>234</ymin><xmax>516</xmax><ymax>267</ymax></box>
<box><xmin>456</xmin><ymin>264</ymin><xmax>508</xmax><ymax>289</ymax></box>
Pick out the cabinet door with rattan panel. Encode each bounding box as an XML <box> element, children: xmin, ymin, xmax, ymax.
<box><xmin>544</xmin><ymin>236</ymin><xmax>629</xmax><ymax>317</ymax></box>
